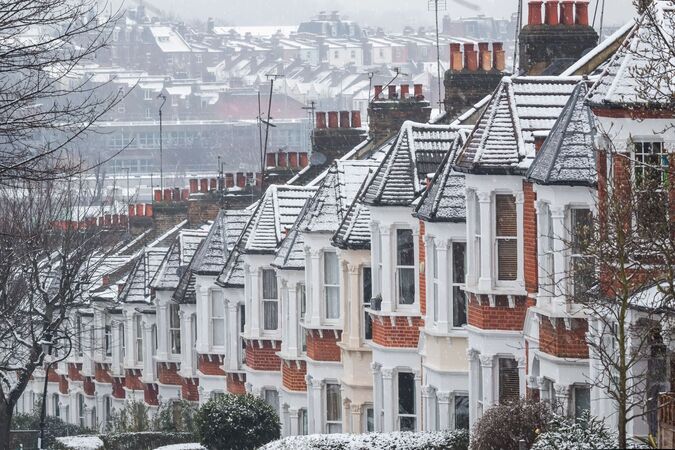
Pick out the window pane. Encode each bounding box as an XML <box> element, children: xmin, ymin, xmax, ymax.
<box><xmin>211</xmin><ymin>293</ymin><xmax>225</xmax><ymax>318</ymax></box>
<box><xmin>397</xmin><ymin>267</ymin><xmax>415</xmax><ymax>305</ymax></box>
<box><xmin>398</xmin><ymin>372</ymin><xmax>415</xmax><ymax>415</ymax></box>
<box><xmin>262</xmin><ymin>269</ymin><xmax>278</xmax><ymax>299</ymax></box>
<box><xmin>455</xmin><ymin>395</ymin><xmax>469</xmax><ymax>430</ymax></box>
<box><xmin>263</xmin><ymin>301</ymin><xmax>278</xmax><ymax>330</ymax></box>
<box><xmin>366</xmin><ymin>407</ymin><xmax>375</xmax><ymax>432</ymax></box>
<box><xmin>364</xmin><ymin>311</ymin><xmax>372</xmax><ymax>340</ymax></box>
<box><xmin>212</xmin><ymin>319</ymin><xmax>225</xmax><ymax>346</ymax></box>
<box><xmin>326</xmin><ymin>286</ymin><xmax>340</xmax><ymax>319</ymax></box>
<box><xmin>326</xmin><ymin>383</ymin><xmax>342</xmax><ymax>421</ymax></box>
<box><xmin>298</xmin><ymin>284</ymin><xmax>306</xmax><ymax>319</ymax></box>
<box><xmin>497</xmin><ymin>239</ymin><xmax>518</xmax><ymax>281</ymax></box>
<box><xmin>574</xmin><ymin>386</ymin><xmax>590</xmax><ymax>420</ymax></box>
<box><xmin>324</xmin><ymin>252</ymin><xmax>339</xmax><ymax>285</ymax></box>
<box><xmin>571</xmin><ymin>209</ymin><xmax>592</xmax><ymax>255</ymax></box>
<box><xmin>264</xmin><ymin>389</ymin><xmax>279</xmax><ymax>413</ymax></box>
<box><xmin>400</xmin><ymin>416</ymin><xmax>416</xmax><ymax>432</ymax></box>
<box><xmin>498</xmin><ymin>358</ymin><xmax>519</xmax><ymax>404</ymax></box>
<box><xmin>452</xmin><ymin>243</ymin><xmax>466</xmax><ymax>283</ymax></box>
<box><xmin>362</xmin><ymin>267</ymin><xmax>372</xmax><ymax>304</ymax></box>
<box><xmin>397</xmin><ymin>229</ymin><xmax>414</xmax><ymax>266</ymax></box>
<box><xmin>496</xmin><ymin>195</ymin><xmax>517</xmax><ymax>237</ymax></box>
<box><xmin>169</xmin><ymin>304</ymin><xmax>180</xmax><ymax>328</ymax></box>
<box><xmin>452</xmin><ymin>286</ymin><xmax>467</xmax><ymax>327</ymax></box>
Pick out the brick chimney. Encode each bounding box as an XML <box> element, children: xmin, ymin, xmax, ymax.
<box><xmin>312</xmin><ymin>110</ymin><xmax>367</xmax><ymax>166</ymax></box>
<box><xmin>520</xmin><ymin>0</ymin><xmax>598</xmax><ymax>75</ymax></box>
<box><xmin>443</xmin><ymin>41</ymin><xmax>507</xmax><ymax>121</ymax></box>
<box><xmin>367</xmin><ymin>84</ymin><xmax>431</xmax><ymax>142</ymax></box>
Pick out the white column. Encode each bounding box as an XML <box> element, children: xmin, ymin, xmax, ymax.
<box><xmin>289</xmin><ymin>409</ymin><xmax>299</xmax><ymax>436</ymax></box>
<box><xmin>437</xmin><ymin>392</ymin><xmax>451</xmax><ymax>431</ymax></box>
<box><xmin>181</xmin><ymin>310</ymin><xmax>195</xmax><ymax>375</ymax></box>
<box><xmin>309</xmin><ymin>249</ymin><xmax>322</xmax><ymax>326</ymax></box>
<box><xmin>156</xmin><ymin>303</ymin><xmax>169</xmax><ymax>360</ymax></box>
<box><xmin>478</xmin><ymin>192</ymin><xmax>493</xmax><ymax>291</ymax></box>
<box><xmin>517</xmin><ymin>357</ymin><xmax>527</xmax><ymax>399</ymax></box>
<box><xmin>381</xmin><ymin>369</ymin><xmax>394</xmax><ymax>432</ymax></box>
<box><xmin>249</xmin><ymin>266</ymin><xmax>260</xmax><ymax>337</ymax></box>
<box><xmin>142</xmin><ymin>321</ymin><xmax>154</xmax><ymax>381</ymax></box>
<box><xmin>380</xmin><ymin>226</ymin><xmax>393</xmax><ymax>312</ymax></box>
<box><xmin>111</xmin><ymin>321</ymin><xmax>122</xmax><ymax>377</ymax></box>
<box><xmin>287</xmin><ymin>282</ymin><xmax>298</xmax><ymax>355</ymax></box>
<box><xmin>310</xmin><ymin>377</ymin><xmax>324</xmax><ymax>434</ymax></box>
<box><xmin>551</xmin><ymin>207</ymin><xmax>566</xmax><ymax>304</ymax></box>
<box><xmin>414</xmin><ymin>370</ymin><xmax>422</xmax><ymax>432</ymax></box>
<box><xmin>422</xmin><ymin>386</ymin><xmax>436</xmax><ymax>431</ymax></box>
<box><xmin>371</xmin><ymin>362</ymin><xmax>382</xmax><ymax>432</ymax></box>
<box><xmin>226</xmin><ymin>302</ymin><xmax>239</xmax><ymax>371</ymax></box>
<box><xmin>479</xmin><ymin>354</ymin><xmax>494</xmax><ymax>407</ymax></box>
<box><xmin>467</xmin><ymin>349</ymin><xmax>480</xmax><ymax>426</ymax></box>
<box><xmin>347</xmin><ymin>262</ymin><xmax>361</xmax><ymax>348</ymax></box>
<box><xmin>412</xmin><ymin>225</ymin><xmax>421</xmax><ymax>313</ymax></box>
<box><xmin>436</xmin><ymin>240</ymin><xmax>450</xmax><ymax>331</ymax></box>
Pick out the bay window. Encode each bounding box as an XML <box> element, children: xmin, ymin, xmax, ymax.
<box><xmin>398</xmin><ymin>372</ymin><xmax>416</xmax><ymax>431</ymax></box>
<box><xmin>496</xmin><ymin>194</ymin><xmax>518</xmax><ymax>281</ymax></box>
<box><xmin>169</xmin><ymin>303</ymin><xmax>181</xmax><ymax>355</ymax></box>
<box><xmin>569</xmin><ymin>208</ymin><xmax>593</xmax><ymax>298</ymax></box>
<box><xmin>633</xmin><ymin>140</ymin><xmax>668</xmax><ymax>228</ymax></box>
<box><xmin>396</xmin><ymin>229</ymin><xmax>415</xmax><ymax>306</ymax></box>
<box><xmin>452</xmin><ymin>242</ymin><xmax>467</xmax><ymax>327</ymax></box>
<box><xmin>135</xmin><ymin>315</ymin><xmax>143</xmax><ymax>363</ymax></box>
<box><xmin>325</xmin><ymin>383</ymin><xmax>342</xmax><ymax>433</ymax></box>
<box><xmin>210</xmin><ymin>291</ymin><xmax>225</xmax><ymax>347</ymax></box>
<box><xmin>324</xmin><ymin>252</ymin><xmax>340</xmax><ymax>320</ymax></box>
<box><xmin>262</xmin><ymin>269</ymin><xmax>278</xmax><ymax>331</ymax></box>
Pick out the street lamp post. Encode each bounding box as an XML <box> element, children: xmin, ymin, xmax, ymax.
<box><xmin>38</xmin><ymin>334</ymin><xmax>72</xmax><ymax>450</ymax></box>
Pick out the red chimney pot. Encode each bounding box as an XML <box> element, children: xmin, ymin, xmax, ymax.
<box><xmin>154</xmin><ymin>189</ymin><xmax>162</xmax><ymax>202</ymax></box>
<box><xmin>315</xmin><ymin>112</ymin><xmax>327</xmax><ymax>129</ymax></box>
<box><xmin>450</xmin><ymin>43</ymin><xmax>463</xmax><ymax>71</ymax></box>
<box><xmin>464</xmin><ymin>43</ymin><xmax>478</xmax><ymax>71</ymax></box>
<box><xmin>351</xmin><ymin>111</ymin><xmax>362</xmax><ymax>128</ymax></box>
<box><xmin>374</xmin><ymin>85</ymin><xmax>383</xmax><ymax>100</ymax></box>
<box><xmin>575</xmin><ymin>0</ymin><xmax>590</xmax><ymax>26</ymax></box>
<box><xmin>400</xmin><ymin>84</ymin><xmax>409</xmax><ymax>99</ymax></box>
<box><xmin>528</xmin><ymin>1</ymin><xmax>543</xmax><ymax>25</ymax></box>
<box><xmin>340</xmin><ymin>111</ymin><xmax>350</xmax><ymax>128</ymax></box>
<box><xmin>414</xmin><ymin>84</ymin><xmax>423</xmax><ymax>99</ymax></box>
<box><xmin>388</xmin><ymin>85</ymin><xmax>397</xmax><ymax>99</ymax></box>
<box><xmin>327</xmin><ymin>111</ymin><xmax>339</xmax><ymax>128</ymax></box>
<box><xmin>560</xmin><ymin>1</ymin><xmax>575</xmax><ymax>25</ymax></box>
<box><xmin>545</xmin><ymin>0</ymin><xmax>560</xmax><ymax>25</ymax></box>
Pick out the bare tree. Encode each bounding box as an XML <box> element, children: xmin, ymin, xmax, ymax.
<box><xmin>0</xmin><ymin>177</ymin><xmax>119</xmax><ymax>449</ymax></box>
<box><xmin>0</xmin><ymin>0</ymin><xmax>125</xmax><ymax>183</ymax></box>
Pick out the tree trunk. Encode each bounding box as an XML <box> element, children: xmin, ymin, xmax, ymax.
<box><xmin>0</xmin><ymin>405</ymin><xmax>13</xmax><ymax>450</ymax></box>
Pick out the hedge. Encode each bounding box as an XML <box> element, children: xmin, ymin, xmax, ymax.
<box><xmin>261</xmin><ymin>430</ymin><xmax>470</xmax><ymax>450</ymax></box>
<box><xmin>54</xmin><ymin>432</ymin><xmax>196</xmax><ymax>450</ymax></box>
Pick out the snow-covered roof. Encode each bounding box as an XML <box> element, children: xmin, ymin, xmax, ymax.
<box><xmin>527</xmin><ymin>82</ymin><xmax>598</xmax><ymax>187</ymax></box>
<box><xmin>217</xmin><ymin>248</ymin><xmax>245</xmax><ymax>288</ymax></box>
<box><xmin>364</xmin><ymin>122</ymin><xmax>466</xmax><ymax>207</ymax></box>
<box><xmin>332</xmin><ymin>173</ymin><xmax>375</xmax><ymax>251</ymax></box>
<box><xmin>151</xmin><ymin>230</ymin><xmax>208</xmax><ymax>291</ymax></box>
<box><xmin>454</xmin><ymin>76</ymin><xmax>580</xmax><ymax>175</ymax></box>
<box><xmin>149</xmin><ymin>26</ymin><xmax>192</xmax><ymax>53</ymax></box>
<box><xmin>119</xmin><ymin>248</ymin><xmax>168</xmax><ymax>304</ymax></box>
<box><xmin>191</xmin><ymin>209</ymin><xmax>252</xmax><ymax>276</ymax></box>
<box><xmin>236</xmin><ymin>185</ymin><xmax>317</xmax><ymax>254</ymax></box>
<box><xmin>587</xmin><ymin>1</ymin><xmax>675</xmax><ymax>107</ymax></box>
<box><xmin>414</xmin><ymin>141</ymin><xmax>467</xmax><ymax>223</ymax></box>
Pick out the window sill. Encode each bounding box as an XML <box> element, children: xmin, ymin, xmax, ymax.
<box><xmin>423</xmin><ymin>327</ymin><xmax>468</xmax><ymax>338</ymax></box>
<box><xmin>365</xmin><ymin>307</ymin><xmax>421</xmax><ymax>318</ymax></box>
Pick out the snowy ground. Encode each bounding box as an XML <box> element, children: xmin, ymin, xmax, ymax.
<box><xmin>153</xmin><ymin>444</ymin><xmax>206</xmax><ymax>450</ymax></box>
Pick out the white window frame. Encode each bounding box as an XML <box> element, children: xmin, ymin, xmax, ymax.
<box><xmin>396</xmin><ymin>371</ymin><xmax>417</xmax><ymax>431</ymax></box>
<box><xmin>323</xmin><ymin>251</ymin><xmax>340</xmax><ymax>322</ymax></box>
<box><xmin>325</xmin><ymin>382</ymin><xmax>342</xmax><ymax>433</ymax></box>
<box><xmin>567</xmin><ymin>207</ymin><xmax>593</xmax><ymax>299</ymax></box>
<box><xmin>135</xmin><ymin>315</ymin><xmax>143</xmax><ymax>364</ymax></box>
<box><xmin>395</xmin><ymin>228</ymin><xmax>416</xmax><ymax>309</ymax></box>
<box><xmin>298</xmin><ymin>283</ymin><xmax>307</xmax><ymax>353</ymax></box>
<box><xmin>473</xmin><ymin>193</ymin><xmax>481</xmax><ymax>283</ymax></box>
<box><xmin>262</xmin><ymin>269</ymin><xmax>279</xmax><ymax>332</ymax></box>
<box><xmin>104</xmin><ymin>321</ymin><xmax>112</xmax><ymax>357</ymax></box>
<box><xmin>77</xmin><ymin>393</ymin><xmax>86</xmax><ymax>428</ymax></box>
<box><xmin>539</xmin><ymin>203</ymin><xmax>555</xmax><ymax>297</ymax></box>
<box><xmin>210</xmin><ymin>290</ymin><xmax>226</xmax><ymax>348</ymax></box>
<box><xmin>169</xmin><ymin>303</ymin><xmax>181</xmax><ymax>355</ymax></box>
<box><xmin>431</xmin><ymin>240</ymin><xmax>439</xmax><ymax>324</ymax></box>
<box><xmin>451</xmin><ymin>241</ymin><xmax>467</xmax><ymax>329</ymax></box>
<box><xmin>494</xmin><ymin>193</ymin><xmax>518</xmax><ymax>284</ymax></box>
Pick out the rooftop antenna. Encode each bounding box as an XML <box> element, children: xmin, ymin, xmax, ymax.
<box><xmin>428</xmin><ymin>0</ymin><xmax>448</xmax><ymax>111</ymax></box>
<box><xmin>301</xmin><ymin>101</ymin><xmax>317</xmax><ymax>158</ymax></box>
<box><xmin>157</xmin><ymin>93</ymin><xmax>167</xmax><ymax>193</ymax></box>
<box><xmin>260</xmin><ymin>73</ymin><xmax>284</xmax><ymax>193</ymax></box>
<box><xmin>513</xmin><ymin>0</ymin><xmax>523</xmax><ymax>73</ymax></box>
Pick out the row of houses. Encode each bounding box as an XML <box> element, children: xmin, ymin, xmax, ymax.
<box><xmin>19</xmin><ymin>1</ymin><xmax>675</xmax><ymax>442</ymax></box>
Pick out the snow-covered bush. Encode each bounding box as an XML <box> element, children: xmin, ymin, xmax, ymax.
<box><xmin>531</xmin><ymin>413</ymin><xmax>649</xmax><ymax>450</ymax></box>
<box><xmin>53</xmin><ymin>435</ymin><xmax>104</xmax><ymax>450</ymax></box>
<box><xmin>261</xmin><ymin>430</ymin><xmax>469</xmax><ymax>450</ymax></box>
<box><xmin>12</xmin><ymin>411</ymin><xmax>93</xmax><ymax>448</ymax></box>
<box><xmin>153</xmin><ymin>444</ymin><xmax>205</xmax><ymax>450</ymax></box>
<box><xmin>470</xmin><ymin>399</ymin><xmax>553</xmax><ymax>450</ymax></box>
<box><xmin>102</xmin><ymin>431</ymin><xmax>195</xmax><ymax>450</ymax></box>
<box><xmin>195</xmin><ymin>393</ymin><xmax>280</xmax><ymax>450</ymax></box>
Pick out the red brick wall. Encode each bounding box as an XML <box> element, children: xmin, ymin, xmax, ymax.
<box><xmin>157</xmin><ymin>363</ymin><xmax>182</xmax><ymax>386</ymax></box>
<box><xmin>198</xmin><ymin>355</ymin><xmax>226</xmax><ymax>376</ymax></box>
<box><xmin>282</xmin><ymin>360</ymin><xmax>307</xmax><ymax>392</ymax></box>
<box><xmin>124</xmin><ymin>370</ymin><xmax>144</xmax><ymax>391</ymax></box>
<box><xmin>539</xmin><ymin>316</ymin><xmax>589</xmax><ymax>359</ymax></box>
<box><xmin>371</xmin><ymin>315</ymin><xmax>423</xmax><ymax>348</ymax></box>
<box><xmin>67</xmin><ymin>363</ymin><xmax>84</xmax><ymax>382</ymax></box>
<box><xmin>227</xmin><ymin>373</ymin><xmax>246</xmax><ymax>394</ymax></box>
<box><xmin>112</xmin><ymin>379</ymin><xmax>126</xmax><ymax>399</ymax></box>
<box><xmin>419</xmin><ymin>221</ymin><xmax>427</xmax><ymax>316</ymax></box>
<box><xmin>144</xmin><ymin>383</ymin><xmax>159</xmax><ymax>406</ymax></box>
<box><xmin>181</xmin><ymin>378</ymin><xmax>200</xmax><ymax>402</ymax></box>
<box><xmin>59</xmin><ymin>375</ymin><xmax>68</xmax><ymax>394</ymax></box>
<box><xmin>467</xmin><ymin>294</ymin><xmax>528</xmax><ymax>331</ymax></box>
<box><xmin>306</xmin><ymin>330</ymin><xmax>341</xmax><ymax>362</ymax></box>
<box><xmin>245</xmin><ymin>340</ymin><xmax>281</xmax><ymax>371</ymax></box>
<box><xmin>95</xmin><ymin>364</ymin><xmax>113</xmax><ymax>384</ymax></box>
<box><xmin>523</xmin><ymin>181</ymin><xmax>538</xmax><ymax>294</ymax></box>
<box><xmin>83</xmin><ymin>377</ymin><xmax>95</xmax><ymax>396</ymax></box>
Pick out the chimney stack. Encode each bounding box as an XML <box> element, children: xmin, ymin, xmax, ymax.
<box><xmin>545</xmin><ymin>0</ymin><xmax>560</xmax><ymax>25</ymax></box>
<box><xmin>528</xmin><ymin>1</ymin><xmax>543</xmax><ymax>25</ymax></box>
<box><xmin>328</xmin><ymin>111</ymin><xmax>339</xmax><ymax>128</ymax></box>
<box><xmin>464</xmin><ymin>43</ymin><xmax>478</xmax><ymax>71</ymax></box>
<box><xmin>340</xmin><ymin>111</ymin><xmax>350</xmax><ymax>128</ymax></box>
<box><xmin>575</xmin><ymin>0</ymin><xmax>590</xmax><ymax>26</ymax></box>
<box><xmin>450</xmin><ymin>43</ymin><xmax>462</xmax><ymax>71</ymax></box>
<box><xmin>351</xmin><ymin>111</ymin><xmax>362</xmax><ymax>128</ymax></box>
<box><xmin>316</xmin><ymin>111</ymin><xmax>327</xmax><ymax>129</ymax></box>
<box><xmin>560</xmin><ymin>1</ymin><xmax>575</xmax><ymax>25</ymax></box>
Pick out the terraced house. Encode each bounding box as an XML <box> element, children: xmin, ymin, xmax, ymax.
<box><xmin>17</xmin><ymin>1</ymin><xmax>675</xmax><ymax>444</ymax></box>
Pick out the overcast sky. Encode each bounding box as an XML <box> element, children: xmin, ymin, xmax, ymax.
<box><xmin>123</xmin><ymin>0</ymin><xmax>637</xmax><ymax>30</ymax></box>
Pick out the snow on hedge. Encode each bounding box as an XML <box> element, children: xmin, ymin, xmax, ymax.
<box><xmin>153</xmin><ymin>444</ymin><xmax>205</xmax><ymax>450</ymax></box>
<box><xmin>261</xmin><ymin>430</ymin><xmax>469</xmax><ymax>450</ymax></box>
<box><xmin>55</xmin><ymin>435</ymin><xmax>104</xmax><ymax>450</ymax></box>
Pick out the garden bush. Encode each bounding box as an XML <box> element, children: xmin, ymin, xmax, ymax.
<box><xmin>470</xmin><ymin>399</ymin><xmax>554</xmax><ymax>450</ymax></box>
<box><xmin>12</xmin><ymin>411</ymin><xmax>92</xmax><ymax>448</ymax></box>
<box><xmin>195</xmin><ymin>393</ymin><xmax>280</xmax><ymax>450</ymax></box>
<box><xmin>102</xmin><ymin>431</ymin><xmax>196</xmax><ymax>450</ymax></box>
<box><xmin>262</xmin><ymin>430</ymin><xmax>469</xmax><ymax>450</ymax></box>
